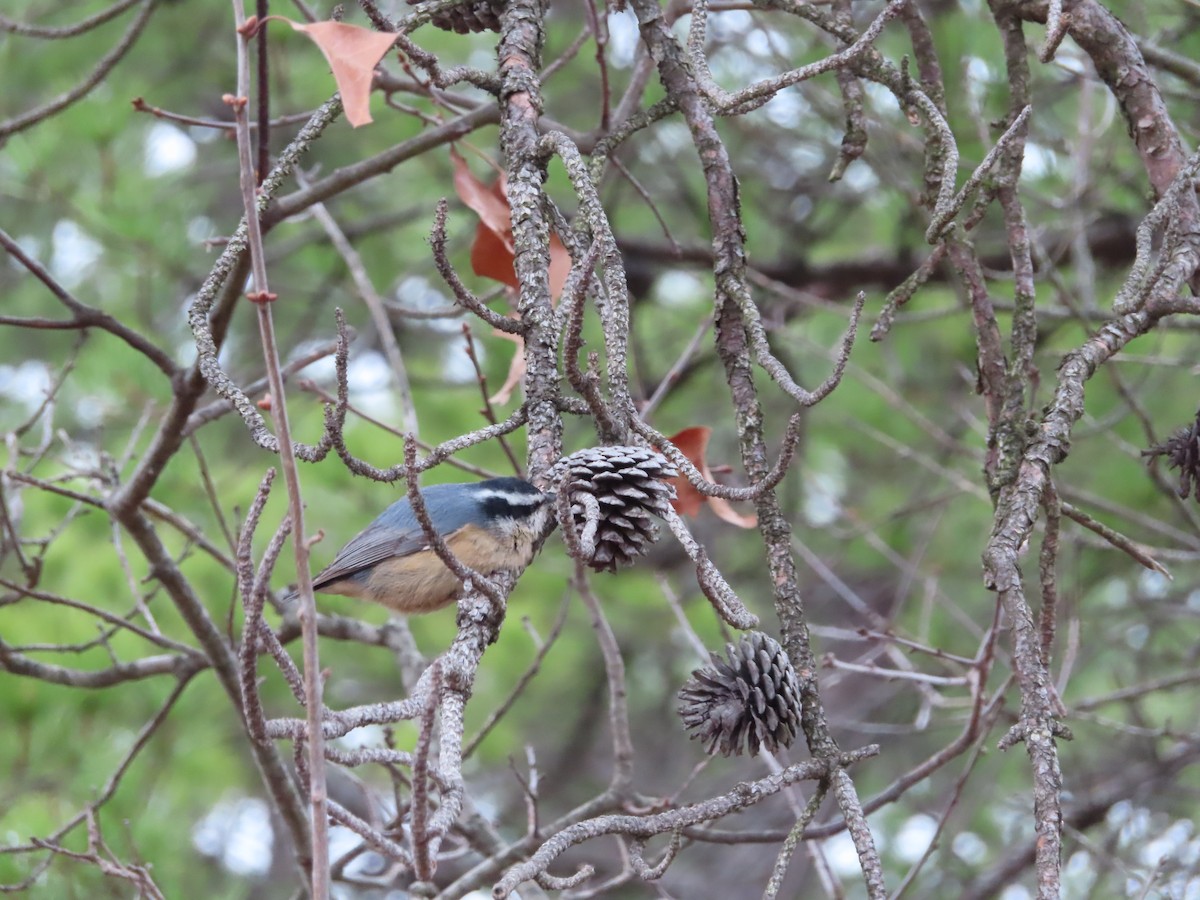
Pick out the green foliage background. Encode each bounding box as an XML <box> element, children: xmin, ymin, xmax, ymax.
<box><xmin>3</xmin><ymin>0</ymin><xmax>1200</xmax><ymax>897</ymax></box>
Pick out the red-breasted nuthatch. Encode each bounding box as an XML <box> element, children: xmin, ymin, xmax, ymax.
<box><xmin>305</xmin><ymin>477</ymin><xmax>556</xmax><ymax>614</ymax></box>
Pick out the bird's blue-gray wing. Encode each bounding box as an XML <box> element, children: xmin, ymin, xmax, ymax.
<box><xmin>310</xmin><ymin>485</ymin><xmax>477</xmax><ymax>590</ymax></box>
<box><xmin>311</xmin><ymin>525</ymin><xmax>429</xmax><ymax>590</ymax></box>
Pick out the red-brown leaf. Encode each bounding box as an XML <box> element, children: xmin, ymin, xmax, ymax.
<box><xmin>488</xmin><ymin>333</ymin><xmax>527</xmax><ymax>405</ymax></box>
<box><xmin>451</xmin><ymin>147</ymin><xmax>571</xmax><ymax>299</ymax></box>
<box><xmin>452</xmin><ymin>150</ymin><xmax>513</xmax><ymax>249</ymax></box>
<box><xmin>664</xmin><ymin>426</ymin><xmax>757</xmax><ymax>528</ymax></box>
<box><xmin>284</xmin><ymin>20</ymin><xmax>397</xmax><ymax>127</ymax></box>
<box><xmin>471</xmin><ymin>218</ymin><xmax>519</xmax><ymax>290</ymax></box>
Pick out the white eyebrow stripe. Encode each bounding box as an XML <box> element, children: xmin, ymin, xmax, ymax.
<box><xmin>473</xmin><ymin>489</ymin><xmax>548</xmax><ymax>505</ymax></box>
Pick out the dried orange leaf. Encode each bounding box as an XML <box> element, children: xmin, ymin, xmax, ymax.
<box><xmin>471</xmin><ymin>218</ymin><xmax>519</xmax><ymax>289</ymax></box>
<box><xmin>664</xmin><ymin>426</ymin><xmax>757</xmax><ymax>528</ymax></box>
<box><xmin>452</xmin><ymin>148</ymin><xmax>572</xmax><ymax>299</ymax></box>
<box><xmin>707</xmin><ymin>495</ymin><xmax>758</xmax><ymax>528</ymax></box>
<box><xmin>285</xmin><ymin>20</ymin><xmax>397</xmax><ymax>127</ymax></box>
<box><xmin>547</xmin><ymin>230</ymin><xmax>570</xmax><ymax>300</ymax></box>
<box><xmin>488</xmin><ymin>334</ymin><xmax>527</xmax><ymax>405</ymax></box>
<box><xmin>452</xmin><ymin>149</ymin><xmax>513</xmax><ymax>251</ymax></box>
<box><xmin>666</xmin><ymin>426</ymin><xmax>710</xmax><ymax>517</ymax></box>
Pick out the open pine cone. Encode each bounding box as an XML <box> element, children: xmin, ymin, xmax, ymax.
<box><xmin>551</xmin><ymin>446</ymin><xmax>677</xmax><ymax>572</ymax></box>
<box><xmin>407</xmin><ymin>0</ymin><xmax>503</xmax><ymax>33</ymax></box>
<box><xmin>678</xmin><ymin>632</ymin><xmax>802</xmax><ymax>757</ymax></box>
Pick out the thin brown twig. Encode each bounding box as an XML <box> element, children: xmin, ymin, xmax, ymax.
<box><xmin>0</xmin><ymin>0</ymin><xmax>142</xmax><ymax>38</ymax></box>
<box><xmin>229</xmin><ymin>4</ymin><xmax>328</xmax><ymax>894</ymax></box>
<box><xmin>460</xmin><ymin>326</ymin><xmax>523</xmax><ymax>474</ymax></box>
<box><xmin>300</xmin><ymin>174</ymin><xmax>420</xmax><ymax>434</ymax></box>
<box><xmin>0</xmin><ymin>0</ymin><xmax>157</xmax><ymax>138</ymax></box>
<box><xmin>572</xmin><ymin>565</ymin><xmax>635</xmax><ymax>794</ymax></box>
<box><xmin>411</xmin><ymin>661</ymin><xmax>441</xmax><ymax>883</ymax></box>
<box><xmin>0</xmin><ymin>229</ymin><xmax>176</xmax><ymax>377</ymax></box>
<box><xmin>494</xmin><ymin>749</ymin><xmax>877</xmax><ymax>897</ymax></box>
<box><xmin>462</xmin><ymin>596</ymin><xmax>571</xmax><ymax>759</ymax></box>
<box><xmin>130</xmin><ymin>95</ymin><xmax>316</xmax><ymax>130</ymax></box>
<box><xmin>1060</xmin><ymin>501</ymin><xmax>1170</xmax><ymax>577</ymax></box>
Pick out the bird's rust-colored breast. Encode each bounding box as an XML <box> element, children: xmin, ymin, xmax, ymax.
<box><xmin>356</xmin><ymin>523</ymin><xmax>529</xmax><ymax>614</ymax></box>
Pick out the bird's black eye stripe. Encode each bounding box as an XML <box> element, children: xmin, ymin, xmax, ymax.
<box><xmin>479</xmin><ymin>490</ymin><xmax>549</xmax><ymax>520</ymax></box>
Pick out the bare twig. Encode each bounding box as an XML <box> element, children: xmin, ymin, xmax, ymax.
<box><xmin>229</xmin><ymin>4</ymin><xmax>328</xmax><ymax>894</ymax></box>
<box><xmin>0</xmin><ymin>0</ymin><xmax>157</xmax><ymax>138</ymax></box>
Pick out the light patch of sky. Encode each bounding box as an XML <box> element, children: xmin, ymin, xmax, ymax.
<box><xmin>999</xmin><ymin>886</ymin><xmax>1032</xmax><ymax>900</ymax></box>
<box><xmin>787</xmin><ymin>143</ymin><xmax>825</xmax><ymax>176</ymax></box>
<box><xmin>709</xmin><ymin>9</ymin><xmax>754</xmax><ymax>40</ymax></box>
<box><xmin>1140</xmin><ymin>819</ymin><xmax>1196</xmax><ymax>868</ymax></box>
<box><xmin>394</xmin><ymin>275</ymin><xmax>459</xmax><ymax>334</ymax></box>
<box><xmin>293</xmin><ymin>338</ymin><xmax>337</xmax><ymax>382</ymax></box>
<box><xmin>1115</xmin><ymin>802</ymin><xmax>1152</xmax><ymax>845</ymax></box>
<box><xmin>653</xmin><ymin>270</ymin><xmax>706</xmax><ymax>308</ymax></box>
<box><xmin>842</xmin><ymin>161</ymin><xmax>881</xmax><ymax>194</ymax></box>
<box><xmin>1107</xmin><ymin>799</ymin><xmax>1134</xmax><ymax>828</ymax></box>
<box><xmin>1093</xmin><ymin>575</ymin><xmax>1130</xmax><ymax>609</ymax></box>
<box><xmin>0</xmin><ymin>360</ymin><xmax>52</xmax><ymax>415</ymax></box>
<box><xmin>74</xmin><ymin>394</ymin><xmax>110</xmax><ymax>429</ymax></box>
<box><xmin>765</xmin><ymin>160</ymin><xmax>797</xmax><ymax>192</ymax></box>
<box><xmin>952</xmin><ymin>831</ymin><xmax>988</xmax><ymax>864</ymax></box>
<box><xmin>1129</xmin><ymin>876</ymin><xmax>1200</xmax><ymax>899</ymax></box>
<box><xmin>296</xmin><ymin>346</ymin><xmax>401</xmax><ymax>415</ymax></box>
<box><xmin>744</xmin><ymin>27</ymin><xmax>773</xmax><ymax>57</ymax></box>
<box><xmin>216</xmin><ymin>326</ymin><xmax>239</xmax><ymax>371</ymax></box>
<box><xmin>175</xmin><ymin>323</ymin><xmax>199</xmax><ymax>367</ymax></box>
<box><xmin>6</xmin><ymin>234</ymin><xmax>41</xmax><ymax>270</ymax></box>
<box><xmin>1188</xmin><ymin>588</ymin><xmax>1200</xmax><ymax>611</ymax></box>
<box><xmin>1022</xmin><ymin>143</ymin><xmax>1058</xmax><ymax>179</ymax></box>
<box><xmin>192</xmin><ymin>796</ymin><xmax>274</xmax><ymax>877</ymax></box>
<box><xmin>62</xmin><ymin>440</ymin><xmax>102</xmax><ymax>473</ymax></box>
<box><xmin>608</xmin><ymin>10</ymin><xmax>639</xmax><ymax>69</ymax></box>
<box><xmin>329</xmin><ymin>825</ymin><xmax>390</xmax><ymax>882</ymax></box>
<box><xmin>144</xmin><ymin>122</ymin><xmax>197</xmax><ymax>177</ymax></box>
<box><xmin>764</xmin><ymin>91</ymin><xmax>809</xmax><ymax>129</ymax></box>
<box><xmin>442</xmin><ymin>338</ymin><xmax>482</xmax><ymax>384</ymax></box>
<box><xmin>711</xmin><ymin>43</ymin><xmax>776</xmax><ymax>86</ymax></box>
<box><xmin>991</xmin><ymin>800</ymin><xmax>1031</xmax><ymax>843</ymax></box>
<box><xmin>348</xmin><ymin>351</ymin><xmax>398</xmax><ymax>417</ymax></box>
<box><xmin>638</xmin><ymin>121</ymin><xmax>693</xmax><ymax>165</ymax></box>
<box><xmin>187</xmin><ymin>216</ymin><xmax>216</xmax><ymax>245</ymax></box>
<box><xmin>1124</xmin><ymin>622</ymin><xmax>1149</xmax><ymax>650</ymax></box>
<box><xmin>335</xmin><ymin>724</ymin><xmax>387</xmax><ymax>751</ymax></box>
<box><xmin>655</xmin><ymin>120</ymin><xmax>694</xmax><ymax>155</ymax></box>
<box><xmin>863</xmin><ymin>80</ymin><xmax>901</xmax><ymax>114</ymax></box>
<box><xmin>1053</xmin><ymin>49</ymin><xmax>1088</xmax><ymax>76</ymax></box>
<box><xmin>789</xmin><ymin>194</ymin><xmax>813</xmax><ymax>222</ymax></box>
<box><xmin>960</xmin><ymin>55</ymin><xmax>998</xmax><ymax>112</ymax></box>
<box><xmin>1063</xmin><ymin>850</ymin><xmax>1095</xmax><ymax>890</ymax></box>
<box><xmin>189</xmin><ymin>123</ymin><xmax>221</xmax><ymax>145</ymax></box>
<box><xmin>893</xmin><ymin>813</ymin><xmax>938</xmax><ymax>863</ymax></box>
<box><xmin>50</xmin><ymin>220</ymin><xmax>102</xmax><ymax>289</ymax></box>
<box><xmin>822</xmin><ymin>829</ymin><xmax>867</xmax><ymax>877</ymax></box>
<box><xmin>671</xmin><ymin>16</ymin><xmax>689</xmax><ymax>44</ymax></box>
<box><xmin>965</xmin><ymin>55</ymin><xmax>995</xmax><ymax>91</ymax></box>
<box><xmin>1137</xmin><ymin>569</ymin><xmax>1170</xmax><ymax>600</ymax></box>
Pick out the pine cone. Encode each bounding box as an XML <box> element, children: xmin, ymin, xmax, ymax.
<box><xmin>407</xmin><ymin>0</ymin><xmax>503</xmax><ymax>33</ymax></box>
<box><xmin>551</xmin><ymin>446</ymin><xmax>677</xmax><ymax>572</ymax></box>
<box><xmin>678</xmin><ymin>632</ymin><xmax>802</xmax><ymax>757</ymax></box>
<box><xmin>1144</xmin><ymin>411</ymin><xmax>1200</xmax><ymax>501</ymax></box>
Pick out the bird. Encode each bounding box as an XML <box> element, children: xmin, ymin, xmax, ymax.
<box><xmin>301</xmin><ymin>477</ymin><xmax>556</xmax><ymax>614</ymax></box>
